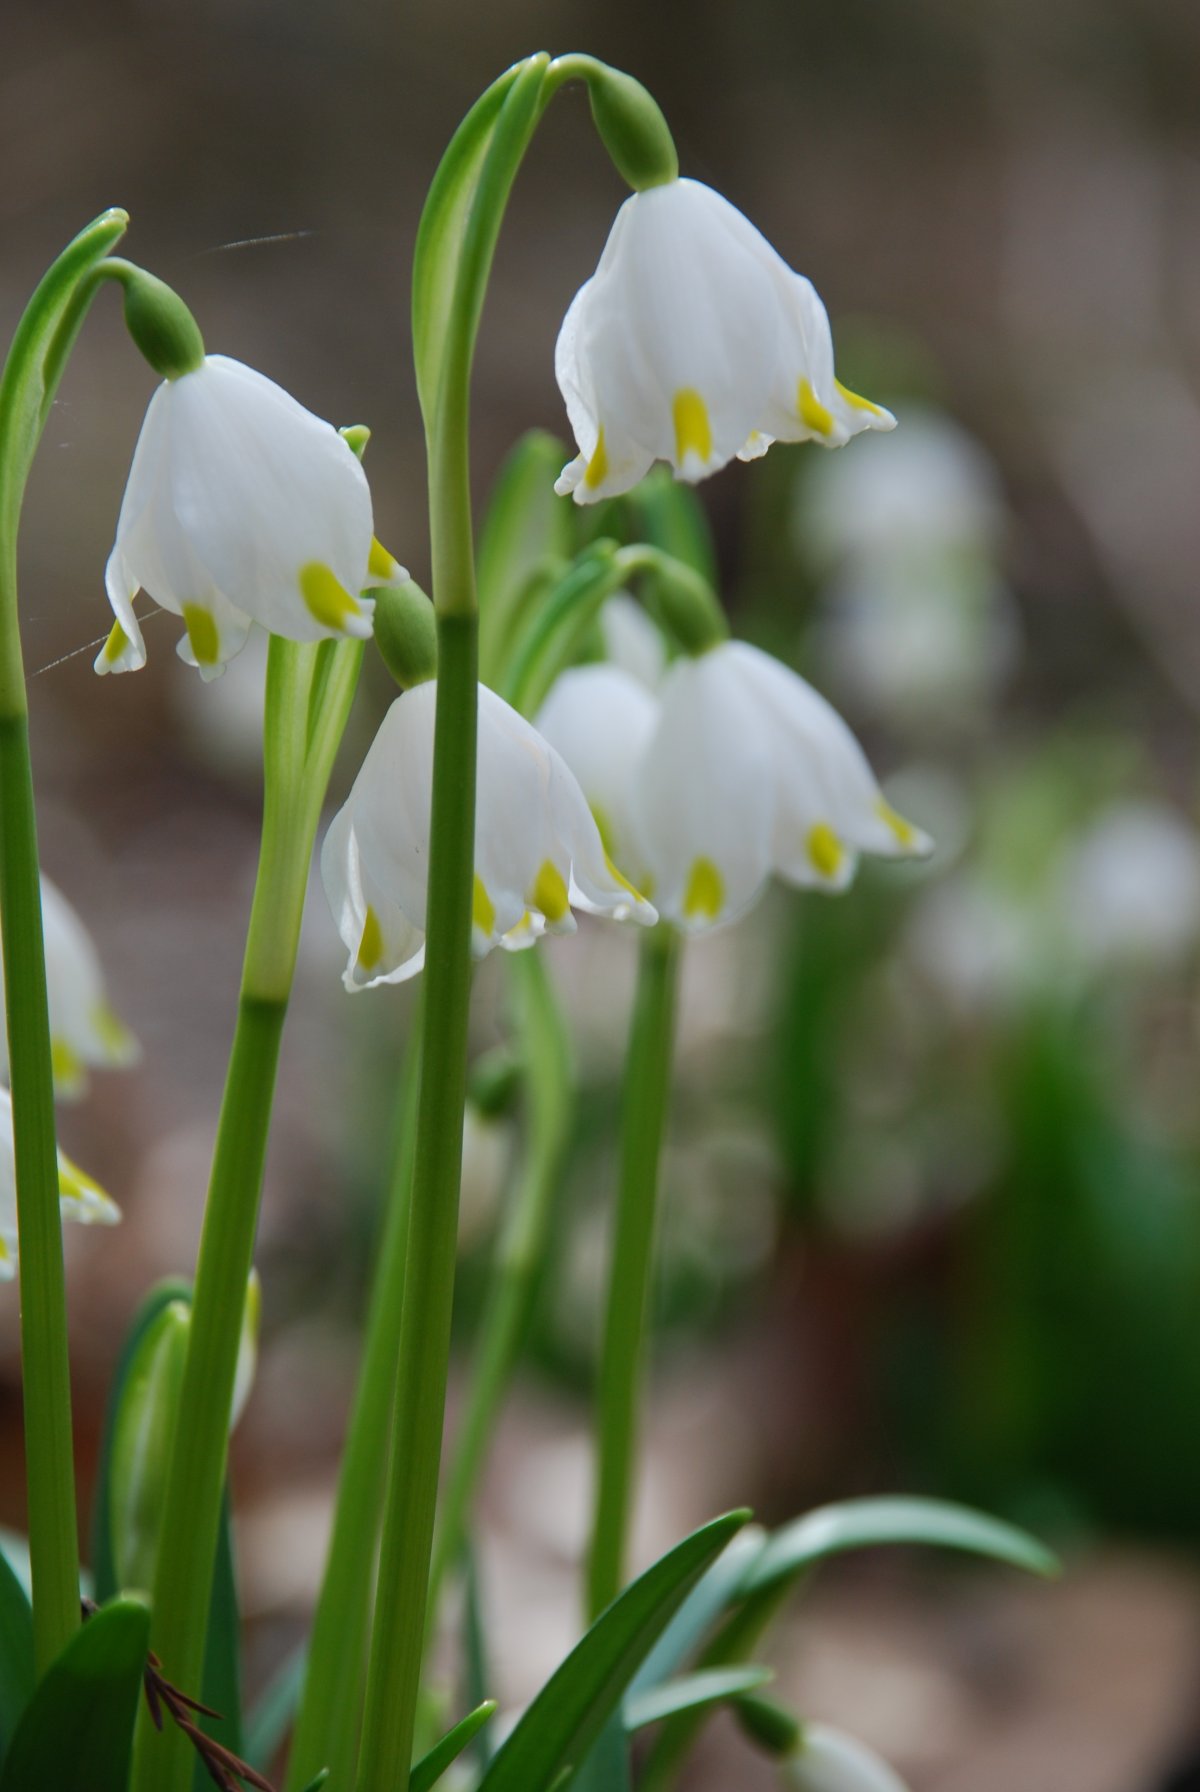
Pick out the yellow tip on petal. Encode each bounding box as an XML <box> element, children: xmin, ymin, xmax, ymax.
<box><xmin>368</xmin><ymin>537</ymin><xmax>405</xmax><ymax>583</ymax></box>
<box><xmin>673</xmin><ymin>389</ymin><xmax>714</xmax><ymax>468</ymax></box>
<box><xmin>807</xmin><ymin>823</ymin><xmax>844</xmax><ymax>879</ymax></box>
<box><xmin>834</xmin><ymin>378</ymin><xmax>886</xmax><ymax>417</ymax></box>
<box><xmin>299</xmin><ymin>562</ymin><xmax>364</xmax><ymax>632</ymax></box>
<box><xmin>90</xmin><ymin>1002</ymin><xmax>137</xmax><ymax>1062</ymax></box>
<box><xmin>584</xmin><ymin>427</ymin><xmax>610</xmax><ymax>491</ymax></box>
<box><xmin>604</xmin><ymin>852</ymin><xmax>647</xmax><ymax>904</ymax></box>
<box><xmin>182</xmin><ymin>603</ymin><xmax>220</xmax><ymax>667</ymax></box>
<box><xmin>683</xmin><ymin>856</ymin><xmax>724</xmax><ymax>922</ymax></box>
<box><xmin>58</xmin><ymin>1152</ymin><xmax>118</xmax><ymax>1221</ymax></box>
<box><xmin>357</xmin><ymin>904</ymin><xmax>384</xmax><ymax>973</ymax></box>
<box><xmin>531</xmin><ymin>860</ymin><xmax>570</xmax><ymax>925</ymax></box>
<box><xmin>102</xmin><ymin>621</ymin><xmax>129</xmax><ymax>665</ymax></box>
<box><xmin>473</xmin><ymin>876</ymin><xmax>497</xmax><ymax>937</ymax></box>
<box><xmin>875</xmin><ymin>799</ymin><xmax>920</xmax><ymax>850</ymax></box>
<box><xmin>50</xmin><ymin>1038</ymin><xmax>83</xmax><ymax>1090</ymax></box>
<box><xmin>797</xmin><ymin>379</ymin><xmax>835</xmax><ymax>439</ymax></box>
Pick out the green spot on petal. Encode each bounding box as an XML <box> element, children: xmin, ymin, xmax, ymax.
<box><xmin>299</xmin><ymin>561</ymin><xmax>363</xmax><ymax>632</ymax></box>
<box><xmin>683</xmin><ymin>856</ymin><xmax>724</xmax><ymax>922</ymax></box>
<box><xmin>182</xmin><ymin>603</ymin><xmax>220</xmax><ymax>666</ymax></box>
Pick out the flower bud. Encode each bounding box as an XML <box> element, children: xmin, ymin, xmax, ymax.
<box><xmin>373</xmin><ymin>580</ymin><xmax>437</xmax><ymax>691</ymax></box>
<box><xmin>114</xmin><ymin>264</ymin><xmax>205</xmax><ymax>380</ymax></box>
<box><xmin>735</xmin><ymin>1692</ymin><xmax>803</xmax><ymax>1759</ymax></box>
<box><xmin>109</xmin><ymin>1299</ymin><xmax>190</xmax><ymax>1592</ymax></box>
<box><xmin>583</xmin><ymin>63</ymin><xmax>678</xmax><ymax>191</ymax></box>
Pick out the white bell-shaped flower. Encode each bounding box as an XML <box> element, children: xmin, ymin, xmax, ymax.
<box><xmin>0</xmin><ymin>876</ymin><xmax>138</xmax><ymax>1099</ymax></box>
<box><xmin>321</xmin><ymin>680</ymin><xmax>656</xmax><ymax>991</ymax></box>
<box><xmin>554</xmin><ymin>177</ymin><xmax>895</xmax><ymax>504</ymax></box>
<box><xmin>539</xmin><ymin>642</ymin><xmax>929</xmax><ymax>935</ymax></box>
<box><xmin>98</xmin><ymin>355</ymin><xmax>406</xmax><ymax>680</ymax></box>
<box><xmin>0</xmin><ymin>1087</ymin><xmax>119</xmax><ymax>1279</ymax></box>
<box><xmin>782</xmin><ymin>1723</ymin><xmax>912</xmax><ymax>1792</ymax></box>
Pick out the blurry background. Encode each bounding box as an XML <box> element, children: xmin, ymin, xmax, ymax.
<box><xmin>5</xmin><ymin>0</ymin><xmax>1200</xmax><ymax>1786</ymax></box>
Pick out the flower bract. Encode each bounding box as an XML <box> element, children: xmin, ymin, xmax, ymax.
<box><xmin>554</xmin><ymin>177</ymin><xmax>895</xmax><ymax>504</ymax></box>
<box><xmin>98</xmin><ymin>355</ymin><xmax>406</xmax><ymax>680</ymax></box>
<box><xmin>0</xmin><ymin>876</ymin><xmax>138</xmax><ymax>1099</ymax></box>
<box><xmin>536</xmin><ymin>640</ymin><xmax>930</xmax><ymax>934</ymax></box>
<box><xmin>322</xmin><ymin>681</ymin><xmax>656</xmax><ymax>990</ymax></box>
<box><xmin>0</xmin><ymin>1086</ymin><xmax>119</xmax><ymax>1279</ymax></box>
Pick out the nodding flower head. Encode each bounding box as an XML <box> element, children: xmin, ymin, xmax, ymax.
<box><xmin>99</xmin><ymin>355</ymin><xmax>406</xmax><ymax>680</ymax></box>
<box><xmin>537</xmin><ymin>641</ymin><xmax>930</xmax><ymax>935</ymax></box>
<box><xmin>554</xmin><ymin>177</ymin><xmax>894</xmax><ymax>505</ymax></box>
<box><xmin>0</xmin><ymin>1086</ymin><xmax>119</xmax><ymax>1280</ymax></box>
<box><xmin>321</xmin><ymin>681</ymin><xmax>656</xmax><ymax>991</ymax></box>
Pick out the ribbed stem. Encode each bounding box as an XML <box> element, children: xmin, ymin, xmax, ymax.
<box><xmin>285</xmin><ymin>1021</ymin><xmax>421</xmax><ymax>1792</ymax></box>
<box><xmin>587</xmin><ymin>926</ymin><xmax>680</xmax><ymax>1620</ymax></box>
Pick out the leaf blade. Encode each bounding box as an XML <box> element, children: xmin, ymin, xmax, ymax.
<box><xmin>0</xmin><ymin>1596</ymin><xmax>149</xmax><ymax>1792</ymax></box>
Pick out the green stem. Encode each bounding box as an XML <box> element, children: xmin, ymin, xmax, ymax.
<box><xmin>587</xmin><ymin>926</ymin><xmax>681</xmax><ymax>1621</ymax></box>
<box><xmin>355</xmin><ymin>612</ymin><xmax>477</xmax><ymax>1792</ymax></box>
<box><xmin>285</xmin><ymin>1019</ymin><xmax>421</xmax><ymax>1792</ymax></box>
<box><xmin>0</xmin><ymin>718</ymin><xmax>78</xmax><ymax>1671</ymax></box>
<box><xmin>132</xmin><ymin>638</ymin><xmax>362</xmax><ymax>1792</ymax></box>
<box><xmin>0</xmin><ymin>207</ymin><xmax>129</xmax><ymax>1670</ymax></box>
<box><xmin>428</xmin><ymin>949</ymin><xmax>572</xmax><ymax>1615</ymax></box>
<box><xmin>355</xmin><ymin>54</ymin><xmax>550</xmax><ymax>1792</ymax></box>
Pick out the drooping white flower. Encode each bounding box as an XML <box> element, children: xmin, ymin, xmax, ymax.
<box><xmin>554</xmin><ymin>177</ymin><xmax>894</xmax><ymax>504</ymax></box>
<box><xmin>782</xmin><ymin>1722</ymin><xmax>912</xmax><ymax>1792</ymax></box>
<box><xmin>0</xmin><ymin>1086</ymin><xmax>119</xmax><ymax>1279</ymax></box>
<box><xmin>540</xmin><ymin>644</ymin><xmax>929</xmax><ymax>934</ymax></box>
<box><xmin>98</xmin><ymin>355</ymin><xmax>406</xmax><ymax>680</ymax></box>
<box><xmin>321</xmin><ymin>681</ymin><xmax>656</xmax><ymax>991</ymax></box>
<box><xmin>0</xmin><ymin>876</ymin><xmax>138</xmax><ymax>1099</ymax></box>
<box><xmin>1055</xmin><ymin>799</ymin><xmax>1200</xmax><ymax>971</ymax></box>
<box><xmin>599</xmin><ymin>593</ymin><xmax>667</xmax><ymax>690</ymax></box>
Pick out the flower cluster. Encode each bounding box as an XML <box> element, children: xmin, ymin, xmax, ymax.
<box><xmin>536</xmin><ymin>626</ymin><xmax>930</xmax><ymax>934</ymax></box>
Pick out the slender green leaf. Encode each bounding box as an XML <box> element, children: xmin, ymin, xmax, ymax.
<box><xmin>244</xmin><ymin>1641</ymin><xmax>305</xmax><ymax>1770</ymax></box>
<box><xmin>411</xmin><ymin>65</ymin><xmax>522</xmax><ymax>422</ymax></box>
<box><xmin>0</xmin><ymin>1545</ymin><xmax>34</xmax><ymax>1758</ymax></box>
<box><xmin>624</xmin><ymin>1666</ymin><xmax>773</xmax><ymax>1733</ymax></box>
<box><xmin>192</xmin><ymin>1487</ymin><xmax>243</xmax><ymax>1791</ymax></box>
<box><xmin>629</xmin><ymin>1526</ymin><xmax>764</xmax><ymax>1697</ymax></box>
<box><xmin>478</xmin><ymin>1511</ymin><xmax>750</xmax><ymax>1792</ymax></box>
<box><xmin>627</xmin><ymin>469</ymin><xmax>717</xmax><ymax>586</ymax></box>
<box><xmin>0</xmin><ymin>1597</ymin><xmax>148</xmax><ymax>1792</ymax></box>
<box><xmin>740</xmin><ymin>1497</ymin><xmax>1059</xmax><ymax>1596</ymax></box>
<box><xmin>298</xmin><ymin>1772</ymin><xmax>329</xmax><ymax>1792</ymax></box>
<box><xmin>462</xmin><ymin>1546</ymin><xmax>495</xmax><ymax>1768</ymax></box>
<box><xmin>567</xmin><ymin>1714</ymin><xmax>630</xmax><ymax>1792</ymax></box>
<box><xmin>411</xmin><ymin>1700</ymin><xmax>498</xmax><ymax>1792</ymax></box>
<box><xmin>477</xmin><ymin>430</ymin><xmax>572</xmax><ymax>684</ymax></box>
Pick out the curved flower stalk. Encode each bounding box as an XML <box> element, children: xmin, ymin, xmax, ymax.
<box><xmin>0</xmin><ymin>876</ymin><xmax>138</xmax><ymax>1097</ymax></box>
<box><xmin>555</xmin><ymin>177</ymin><xmax>895</xmax><ymax>503</ymax></box>
<box><xmin>0</xmin><ymin>1086</ymin><xmax>118</xmax><ymax>1278</ymax></box>
<box><xmin>99</xmin><ymin>355</ymin><xmax>406</xmax><ymax>679</ymax></box>
<box><xmin>781</xmin><ymin>1723</ymin><xmax>911</xmax><ymax>1792</ymax></box>
<box><xmin>321</xmin><ymin>679</ymin><xmax>656</xmax><ymax>990</ymax></box>
<box><xmin>537</xmin><ymin>641</ymin><xmax>930</xmax><ymax>934</ymax></box>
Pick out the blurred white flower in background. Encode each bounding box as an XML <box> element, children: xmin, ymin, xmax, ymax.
<box><xmin>801</xmin><ymin>408</ymin><xmax>1020</xmax><ymax>728</ymax></box>
<box><xmin>0</xmin><ymin>876</ymin><xmax>138</xmax><ymax>1099</ymax></box>
<box><xmin>782</xmin><ymin>1722</ymin><xmax>911</xmax><ymax>1792</ymax></box>
<box><xmin>1055</xmin><ymin>799</ymin><xmax>1200</xmax><ymax>971</ymax></box>
<box><xmin>555</xmin><ymin>177</ymin><xmax>894</xmax><ymax>504</ymax></box>
<box><xmin>599</xmin><ymin>593</ymin><xmax>667</xmax><ymax>691</ymax></box>
<box><xmin>0</xmin><ymin>1087</ymin><xmax>119</xmax><ymax>1278</ymax></box>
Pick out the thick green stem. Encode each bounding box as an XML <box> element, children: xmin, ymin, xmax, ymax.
<box><xmin>355</xmin><ymin>611</ymin><xmax>478</xmax><ymax>1792</ymax></box>
<box><xmin>133</xmin><ymin>639</ymin><xmax>362</xmax><ymax>1792</ymax></box>
<box><xmin>587</xmin><ymin>926</ymin><xmax>681</xmax><ymax>1621</ymax></box>
<box><xmin>0</xmin><ymin>717</ymin><xmax>78</xmax><ymax>1671</ymax></box>
<box><xmin>285</xmin><ymin>1022</ymin><xmax>421</xmax><ymax>1792</ymax></box>
<box><xmin>0</xmin><ymin>206</ymin><xmax>128</xmax><ymax>1670</ymax></box>
<box><xmin>429</xmin><ymin>949</ymin><xmax>572</xmax><ymax>1614</ymax></box>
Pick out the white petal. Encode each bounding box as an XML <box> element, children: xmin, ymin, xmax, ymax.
<box><xmin>39</xmin><ymin>878</ymin><xmax>138</xmax><ymax>1093</ymax></box>
<box><xmin>758</xmin><ymin>273</ymin><xmax>896</xmax><ymax>449</ymax></box>
<box><xmin>598</xmin><ymin>594</ymin><xmax>667</xmax><ymax>690</ymax></box>
<box><xmin>535</xmin><ymin>663</ymin><xmax>658</xmax><ymax>882</ymax></box>
<box><xmin>631</xmin><ymin>649</ymin><xmax>776</xmax><ymax>930</ymax></box>
<box><xmin>785</xmin><ymin>1723</ymin><xmax>912</xmax><ymax>1792</ymax></box>
<box><xmin>726</xmin><ymin>643</ymin><xmax>931</xmax><ymax>886</ymax></box>
<box><xmin>320</xmin><ymin>801</ymin><xmax>426</xmax><ymax>990</ymax></box>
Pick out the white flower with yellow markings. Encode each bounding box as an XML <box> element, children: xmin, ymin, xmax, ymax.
<box><xmin>554</xmin><ymin>177</ymin><xmax>894</xmax><ymax>504</ymax></box>
<box><xmin>782</xmin><ymin>1723</ymin><xmax>911</xmax><ymax>1792</ymax></box>
<box><xmin>537</xmin><ymin>644</ymin><xmax>929</xmax><ymax>935</ymax></box>
<box><xmin>0</xmin><ymin>1086</ymin><xmax>119</xmax><ymax>1279</ymax></box>
<box><xmin>98</xmin><ymin>355</ymin><xmax>406</xmax><ymax>680</ymax></box>
<box><xmin>0</xmin><ymin>876</ymin><xmax>138</xmax><ymax>1099</ymax></box>
<box><xmin>321</xmin><ymin>681</ymin><xmax>656</xmax><ymax>990</ymax></box>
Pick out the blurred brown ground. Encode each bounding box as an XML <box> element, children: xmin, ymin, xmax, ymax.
<box><xmin>5</xmin><ymin>1</ymin><xmax>1200</xmax><ymax>1787</ymax></box>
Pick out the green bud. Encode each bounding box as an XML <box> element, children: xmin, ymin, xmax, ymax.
<box><xmin>467</xmin><ymin>1045</ymin><xmax>524</xmax><ymax>1118</ymax></box>
<box><xmin>584</xmin><ymin>64</ymin><xmax>679</xmax><ymax>191</ymax></box>
<box><xmin>110</xmin><ymin>262</ymin><xmax>205</xmax><ymax>380</ymax></box>
<box><xmin>733</xmin><ymin>1692</ymin><xmax>804</xmax><ymax>1760</ymax></box>
<box><xmin>109</xmin><ymin>1299</ymin><xmax>191</xmax><ymax>1592</ymax></box>
<box><xmin>340</xmin><ymin>423</ymin><xmax>372</xmax><ymax>462</ymax></box>
<box><xmin>631</xmin><ymin>547</ymin><xmax>727</xmax><ymax>656</ymax></box>
<box><xmin>374</xmin><ymin>579</ymin><xmax>438</xmax><ymax>690</ymax></box>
